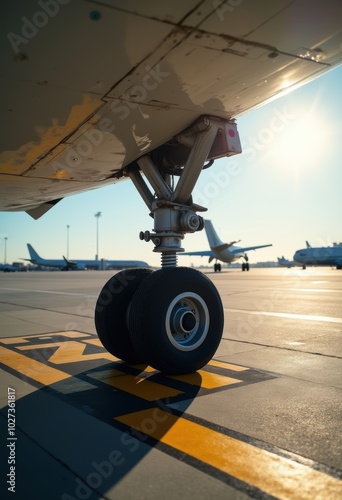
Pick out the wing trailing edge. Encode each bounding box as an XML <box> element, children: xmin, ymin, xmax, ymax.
<box><xmin>231</xmin><ymin>244</ymin><xmax>273</xmax><ymax>254</ymax></box>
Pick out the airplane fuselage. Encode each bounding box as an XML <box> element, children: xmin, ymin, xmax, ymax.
<box><xmin>29</xmin><ymin>258</ymin><xmax>148</xmax><ymax>270</ymax></box>
<box><xmin>293</xmin><ymin>246</ymin><xmax>342</xmax><ymax>269</ymax></box>
<box><xmin>211</xmin><ymin>246</ymin><xmax>243</xmax><ymax>264</ymax></box>
<box><xmin>25</xmin><ymin>244</ymin><xmax>149</xmax><ymax>270</ymax></box>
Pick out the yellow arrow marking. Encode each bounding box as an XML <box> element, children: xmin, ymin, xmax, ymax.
<box><xmin>209</xmin><ymin>359</ymin><xmax>249</xmax><ymax>372</ymax></box>
<box><xmin>171</xmin><ymin>370</ymin><xmax>242</xmax><ymax>389</ymax></box>
<box><xmin>88</xmin><ymin>370</ymin><xmax>184</xmax><ymax>401</ymax></box>
<box><xmin>0</xmin><ymin>345</ymin><xmax>70</xmax><ymax>385</ymax></box>
<box><xmin>18</xmin><ymin>341</ymin><xmax>116</xmax><ymax>364</ymax></box>
<box><xmin>1</xmin><ymin>331</ymin><xmax>90</xmax><ymax>344</ymax></box>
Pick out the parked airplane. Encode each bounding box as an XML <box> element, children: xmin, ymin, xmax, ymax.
<box><xmin>1</xmin><ymin>2</ymin><xmax>341</xmax><ymax>374</ymax></box>
<box><xmin>277</xmin><ymin>256</ymin><xmax>299</xmax><ymax>268</ymax></box>
<box><xmin>22</xmin><ymin>244</ymin><xmax>149</xmax><ymax>271</ymax></box>
<box><xmin>277</xmin><ymin>243</ymin><xmax>316</xmax><ymax>267</ymax></box>
<box><xmin>293</xmin><ymin>243</ymin><xmax>342</xmax><ymax>269</ymax></box>
<box><xmin>182</xmin><ymin>220</ymin><xmax>272</xmax><ymax>271</ymax></box>
<box><xmin>0</xmin><ymin>263</ymin><xmax>19</xmax><ymax>272</ymax></box>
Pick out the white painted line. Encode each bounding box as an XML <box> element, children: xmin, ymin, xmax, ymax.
<box><xmin>0</xmin><ymin>287</ymin><xmax>97</xmax><ymax>298</ymax></box>
<box><xmin>224</xmin><ymin>308</ymin><xmax>342</xmax><ymax>324</ymax></box>
<box><xmin>287</xmin><ymin>288</ymin><xmax>342</xmax><ymax>293</ymax></box>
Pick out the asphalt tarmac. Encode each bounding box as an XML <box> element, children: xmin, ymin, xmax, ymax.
<box><xmin>0</xmin><ymin>267</ymin><xmax>341</xmax><ymax>500</ymax></box>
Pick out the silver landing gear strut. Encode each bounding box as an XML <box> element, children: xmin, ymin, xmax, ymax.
<box><xmin>128</xmin><ymin>115</ymin><xmax>241</xmax><ymax>267</ymax></box>
<box><xmin>95</xmin><ymin>115</ymin><xmax>241</xmax><ymax>374</ymax></box>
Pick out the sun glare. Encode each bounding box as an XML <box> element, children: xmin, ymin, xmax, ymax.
<box><xmin>270</xmin><ymin>112</ymin><xmax>330</xmax><ymax>175</ymax></box>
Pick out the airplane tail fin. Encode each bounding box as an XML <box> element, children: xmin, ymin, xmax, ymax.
<box><xmin>27</xmin><ymin>244</ymin><xmax>43</xmax><ymax>262</ymax></box>
<box><xmin>204</xmin><ymin>220</ymin><xmax>224</xmax><ymax>249</ymax></box>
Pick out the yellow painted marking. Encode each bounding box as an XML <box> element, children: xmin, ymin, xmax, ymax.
<box><xmin>82</xmin><ymin>338</ymin><xmax>105</xmax><ymax>347</ymax></box>
<box><xmin>133</xmin><ymin>364</ymin><xmax>156</xmax><ymax>373</ymax></box>
<box><xmin>0</xmin><ymin>345</ymin><xmax>70</xmax><ymax>385</ymax></box>
<box><xmin>171</xmin><ymin>370</ymin><xmax>242</xmax><ymax>389</ymax></box>
<box><xmin>88</xmin><ymin>370</ymin><xmax>183</xmax><ymax>401</ymax></box>
<box><xmin>17</xmin><ymin>341</ymin><xmax>116</xmax><ymax>364</ymax></box>
<box><xmin>116</xmin><ymin>409</ymin><xmax>342</xmax><ymax>500</ymax></box>
<box><xmin>0</xmin><ymin>95</ymin><xmax>101</xmax><ymax>174</ymax></box>
<box><xmin>121</xmin><ymin>360</ymin><xmax>249</xmax><ymax>377</ymax></box>
<box><xmin>1</xmin><ymin>331</ymin><xmax>90</xmax><ymax>344</ymax></box>
<box><xmin>209</xmin><ymin>360</ymin><xmax>249</xmax><ymax>372</ymax></box>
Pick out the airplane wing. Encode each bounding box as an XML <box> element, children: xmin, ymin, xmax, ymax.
<box><xmin>1</xmin><ymin>1</ymin><xmax>342</xmax><ymax>215</ymax></box>
<box><xmin>62</xmin><ymin>256</ymin><xmax>78</xmax><ymax>270</ymax></box>
<box><xmin>231</xmin><ymin>244</ymin><xmax>273</xmax><ymax>255</ymax></box>
<box><xmin>182</xmin><ymin>251</ymin><xmax>215</xmax><ymax>258</ymax></box>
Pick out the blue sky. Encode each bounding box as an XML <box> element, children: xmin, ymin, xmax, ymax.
<box><xmin>1</xmin><ymin>65</ymin><xmax>342</xmax><ymax>267</ymax></box>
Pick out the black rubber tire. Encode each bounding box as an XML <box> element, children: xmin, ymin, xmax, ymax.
<box><xmin>128</xmin><ymin>267</ymin><xmax>224</xmax><ymax>374</ymax></box>
<box><xmin>95</xmin><ymin>268</ymin><xmax>153</xmax><ymax>363</ymax></box>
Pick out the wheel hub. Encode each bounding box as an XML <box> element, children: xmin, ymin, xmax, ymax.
<box><xmin>165</xmin><ymin>292</ymin><xmax>209</xmax><ymax>351</ymax></box>
<box><xmin>172</xmin><ymin>307</ymin><xmax>197</xmax><ymax>336</ymax></box>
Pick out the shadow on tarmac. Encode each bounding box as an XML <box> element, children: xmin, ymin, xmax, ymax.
<box><xmin>1</xmin><ymin>359</ymin><xmax>202</xmax><ymax>500</ymax></box>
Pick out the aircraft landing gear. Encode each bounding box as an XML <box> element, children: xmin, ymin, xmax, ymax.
<box><xmin>242</xmin><ymin>254</ymin><xmax>249</xmax><ymax>271</ymax></box>
<box><xmin>214</xmin><ymin>262</ymin><xmax>222</xmax><ymax>272</ymax></box>
<box><xmin>95</xmin><ymin>115</ymin><xmax>241</xmax><ymax>374</ymax></box>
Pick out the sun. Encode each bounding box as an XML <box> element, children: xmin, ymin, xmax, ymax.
<box><xmin>268</xmin><ymin>110</ymin><xmax>330</xmax><ymax>175</ymax></box>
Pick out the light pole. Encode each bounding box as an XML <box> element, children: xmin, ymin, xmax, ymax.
<box><xmin>95</xmin><ymin>212</ymin><xmax>101</xmax><ymax>260</ymax></box>
<box><xmin>4</xmin><ymin>237</ymin><xmax>8</xmax><ymax>264</ymax></box>
<box><xmin>66</xmin><ymin>225</ymin><xmax>70</xmax><ymax>259</ymax></box>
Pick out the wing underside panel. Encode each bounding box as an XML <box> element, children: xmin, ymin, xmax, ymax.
<box><xmin>231</xmin><ymin>244</ymin><xmax>273</xmax><ymax>254</ymax></box>
<box><xmin>1</xmin><ymin>0</ymin><xmax>342</xmax><ymax>211</ymax></box>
